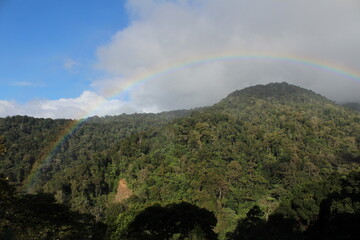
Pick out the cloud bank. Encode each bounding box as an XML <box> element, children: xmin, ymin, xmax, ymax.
<box><xmin>1</xmin><ymin>0</ymin><xmax>360</xmax><ymax>118</ymax></box>
<box><xmin>0</xmin><ymin>91</ymin><xmax>137</xmax><ymax>119</ymax></box>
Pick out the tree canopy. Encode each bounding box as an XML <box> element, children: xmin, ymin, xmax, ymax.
<box><xmin>1</xmin><ymin>83</ymin><xmax>360</xmax><ymax>239</ymax></box>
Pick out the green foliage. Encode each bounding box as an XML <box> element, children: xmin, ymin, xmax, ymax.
<box><xmin>0</xmin><ymin>175</ymin><xmax>106</xmax><ymax>240</ymax></box>
<box><xmin>1</xmin><ymin>83</ymin><xmax>360</xmax><ymax>239</ymax></box>
<box><xmin>0</xmin><ymin>136</ymin><xmax>6</xmax><ymax>156</ymax></box>
<box><xmin>227</xmin><ymin>171</ymin><xmax>360</xmax><ymax>240</ymax></box>
<box><xmin>305</xmin><ymin>171</ymin><xmax>360</xmax><ymax>239</ymax></box>
<box><xmin>106</xmin><ymin>83</ymin><xmax>360</xmax><ymax>237</ymax></box>
<box><xmin>0</xmin><ymin>116</ymin><xmax>73</xmax><ymax>184</ymax></box>
<box><xmin>121</xmin><ymin>202</ymin><xmax>217</xmax><ymax>240</ymax></box>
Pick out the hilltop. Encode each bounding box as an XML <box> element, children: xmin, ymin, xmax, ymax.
<box><xmin>225</xmin><ymin>82</ymin><xmax>328</xmax><ymax>102</ymax></box>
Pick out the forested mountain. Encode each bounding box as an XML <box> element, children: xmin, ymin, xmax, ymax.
<box><xmin>1</xmin><ymin>82</ymin><xmax>360</xmax><ymax>239</ymax></box>
<box><xmin>0</xmin><ymin>110</ymin><xmax>191</xmax><ymax>188</ymax></box>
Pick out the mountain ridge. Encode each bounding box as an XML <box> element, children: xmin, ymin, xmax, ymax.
<box><xmin>214</xmin><ymin>82</ymin><xmax>334</xmax><ymax>113</ymax></box>
<box><xmin>226</xmin><ymin>82</ymin><xmax>327</xmax><ymax>101</ymax></box>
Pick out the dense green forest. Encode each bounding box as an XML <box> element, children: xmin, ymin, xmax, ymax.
<box><xmin>1</xmin><ymin>82</ymin><xmax>360</xmax><ymax>239</ymax></box>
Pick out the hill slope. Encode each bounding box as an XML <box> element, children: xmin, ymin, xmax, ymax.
<box><xmin>0</xmin><ymin>110</ymin><xmax>191</xmax><ymax>188</ymax></box>
<box><xmin>101</xmin><ymin>83</ymin><xmax>360</xmax><ymax>235</ymax></box>
<box><xmin>1</xmin><ymin>82</ymin><xmax>360</xmax><ymax>238</ymax></box>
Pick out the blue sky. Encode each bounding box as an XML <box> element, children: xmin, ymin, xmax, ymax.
<box><xmin>1</xmin><ymin>0</ymin><xmax>360</xmax><ymax>119</ymax></box>
<box><xmin>0</xmin><ymin>0</ymin><xmax>128</xmax><ymax>102</ymax></box>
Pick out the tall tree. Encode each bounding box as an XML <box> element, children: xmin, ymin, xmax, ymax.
<box><xmin>125</xmin><ymin>202</ymin><xmax>218</xmax><ymax>240</ymax></box>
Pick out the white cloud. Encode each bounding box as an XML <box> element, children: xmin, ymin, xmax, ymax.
<box><xmin>0</xmin><ymin>91</ymin><xmax>138</xmax><ymax>119</ymax></box>
<box><xmin>94</xmin><ymin>0</ymin><xmax>360</xmax><ymax>113</ymax></box>
<box><xmin>12</xmin><ymin>81</ymin><xmax>34</xmax><ymax>86</ymax></box>
<box><xmin>63</xmin><ymin>58</ymin><xmax>80</xmax><ymax>71</ymax></box>
<box><xmin>0</xmin><ymin>100</ymin><xmax>17</xmax><ymax>116</ymax></box>
<box><xmin>2</xmin><ymin>0</ymin><xmax>360</xmax><ymax>118</ymax></box>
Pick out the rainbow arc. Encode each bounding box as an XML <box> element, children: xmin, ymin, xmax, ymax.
<box><xmin>23</xmin><ymin>54</ymin><xmax>360</xmax><ymax>191</ymax></box>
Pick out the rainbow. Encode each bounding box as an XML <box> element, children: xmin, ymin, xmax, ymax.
<box><xmin>22</xmin><ymin>54</ymin><xmax>360</xmax><ymax>192</ymax></box>
<box><xmin>23</xmin><ymin>119</ymin><xmax>89</xmax><ymax>193</ymax></box>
